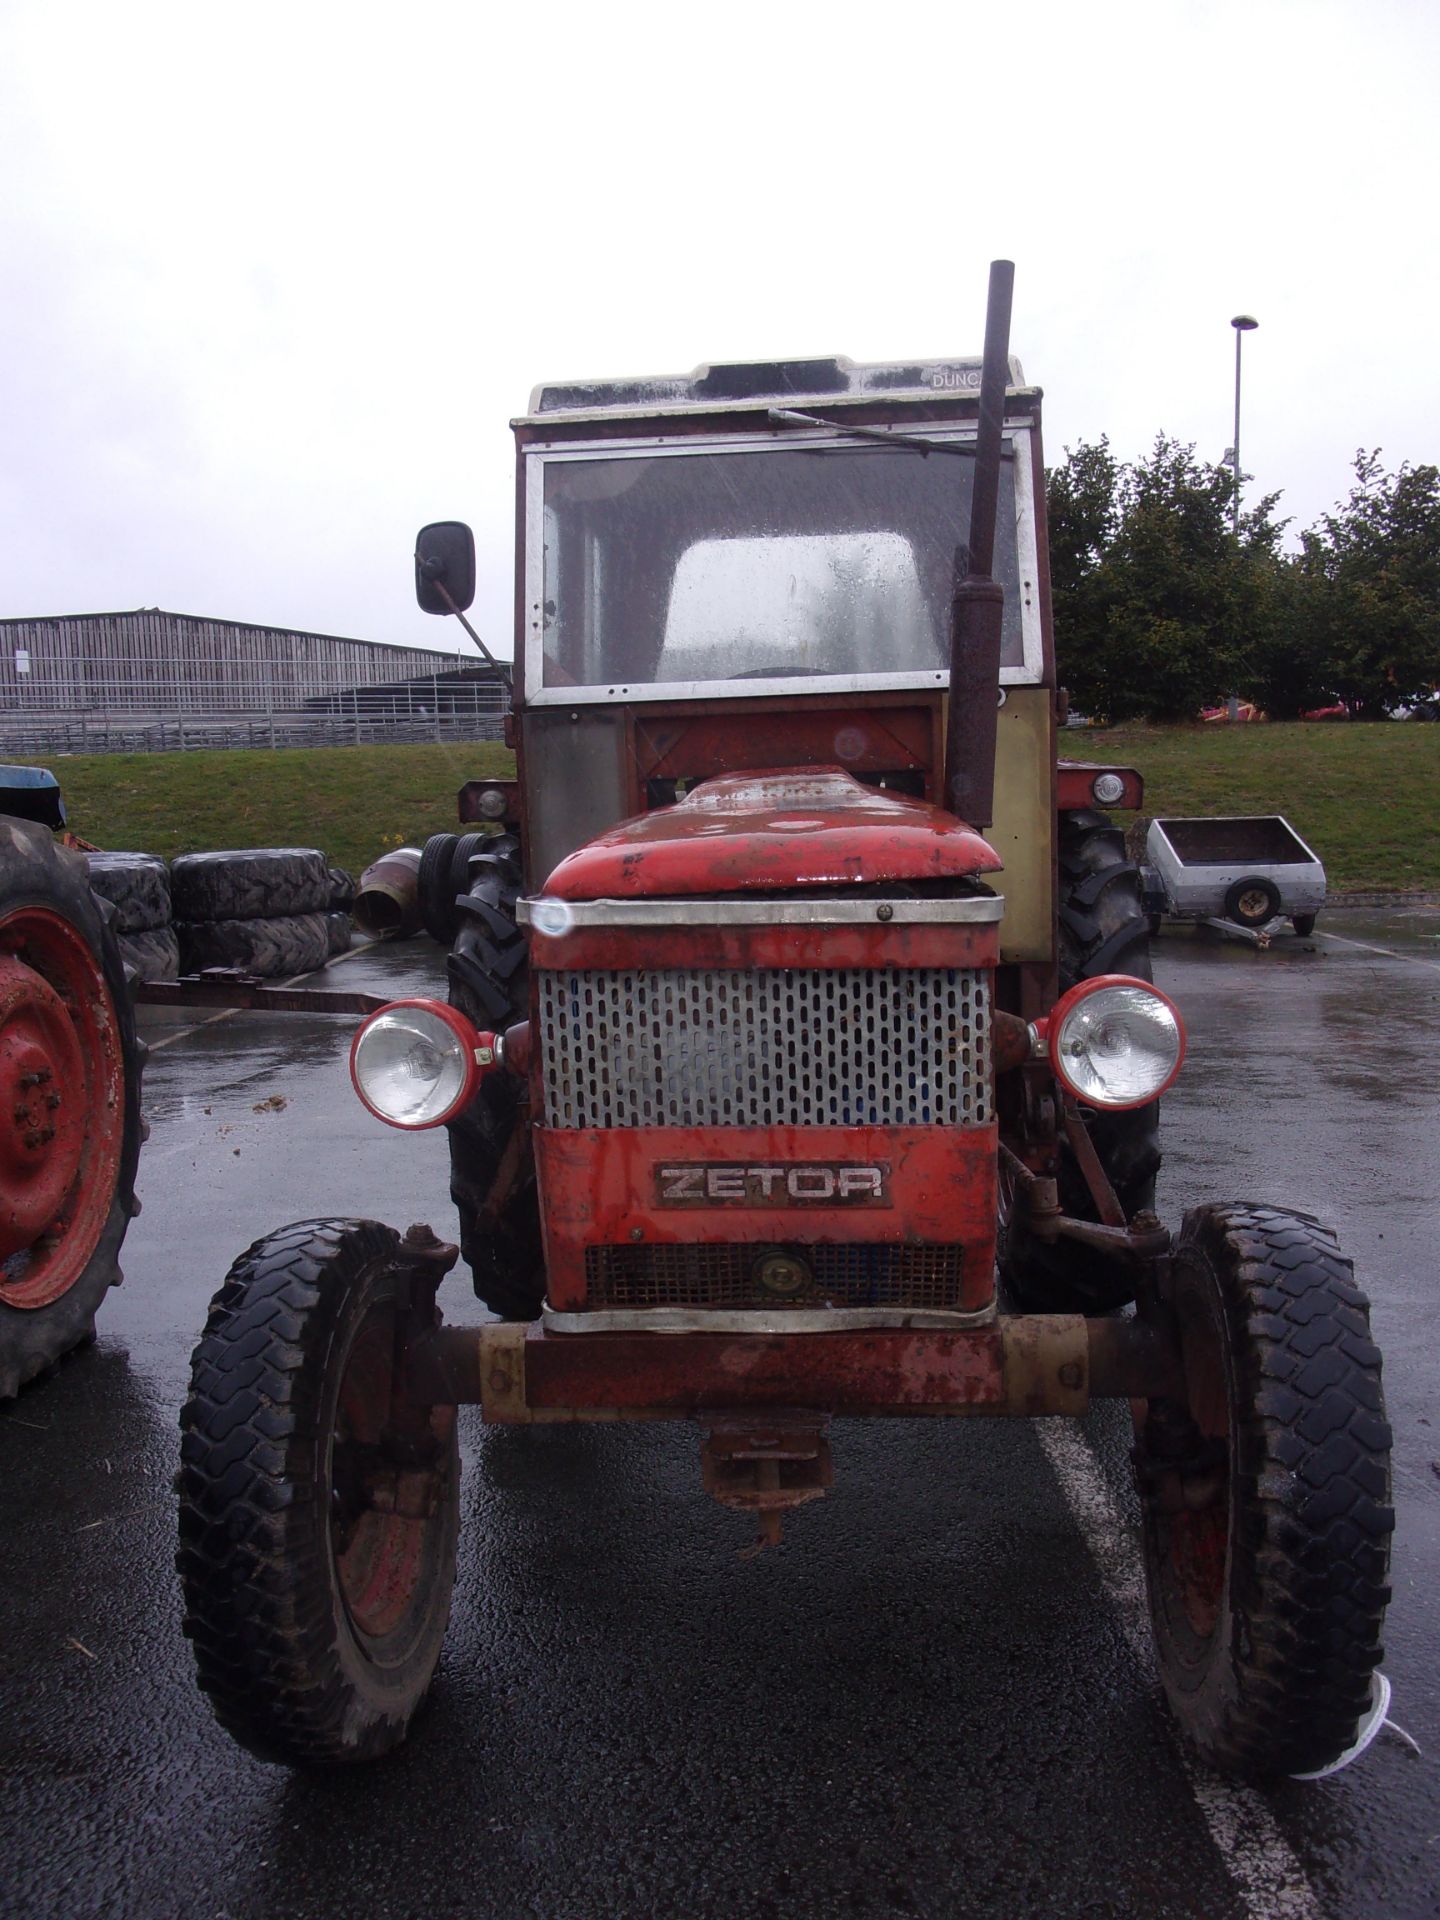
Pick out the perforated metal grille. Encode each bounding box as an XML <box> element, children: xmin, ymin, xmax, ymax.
<box><xmin>538</xmin><ymin>968</ymin><xmax>991</xmax><ymax>1129</ymax></box>
<box><xmin>585</xmin><ymin>1243</ymin><xmax>969</xmax><ymax>1312</ymax></box>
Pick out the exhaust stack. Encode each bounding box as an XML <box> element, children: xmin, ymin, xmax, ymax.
<box><xmin>943</xmin><ymin>259</ymin><xmax>1015</xmax><ymax>828</ymax></box>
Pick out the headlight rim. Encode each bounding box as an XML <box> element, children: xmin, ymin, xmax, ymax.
<box><xmin>1048</xmin><ymin>973</ymin><xmax>1186</xmax><ymax>1112</ymax></box>
<box><xmin>349</xmin><ymin>996</ymin><xmax>482</xmax><ymax>1131</ymax></box>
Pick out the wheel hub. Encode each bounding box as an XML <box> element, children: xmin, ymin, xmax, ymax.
<box><xmin>0</xmin><ymin>954</ymin><xmax>87</xmax><ymax>1259</ymax></box>
<box><xmin>0</xmin><ymin>908</ymin><xmax>125</xmax><ymax>1310</ymax></box>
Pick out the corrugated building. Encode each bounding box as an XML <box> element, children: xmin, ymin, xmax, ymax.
<box><xmin>1</xmin><ymin>608</ymin><xmax>465</xmax><ymax>716</ymax></box>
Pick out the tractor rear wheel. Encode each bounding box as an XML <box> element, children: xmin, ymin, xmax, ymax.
<box><xmin>444</xmin><ymin>835</ymin><xmax>544</xmax><ymax>1319</ymax></box>
<box><xmin>1001</xmin><ymin>809</ymin><xmax>1161</xmax><ymax>1313</ymax></box>
<box><xmin>1135</xmin><ymin>1204</ymin><xmax>1392</xmax><ymax>1777</ymax></box>
<box><xmin>176</xmin><ymin>1218</ymin><xmax>460</xmax><ymax>1765</ymax></box>
<box><xmin>0</xmin><ymin>819</ymin><xmax>143</xmax><ymax>1399</ymax></box>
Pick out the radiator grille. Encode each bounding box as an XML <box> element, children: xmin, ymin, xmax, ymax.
<box><xmin>538</xmin><ymin>967</ymin><xmax>991</xmax><ymax>1130</ymax></box>
<box><xmin>585</xmin><ymin>1243</ymin><xmax>969</xmax><ymax>1312</ymax></box>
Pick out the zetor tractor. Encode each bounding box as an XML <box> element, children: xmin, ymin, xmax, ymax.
<box><xmin>177</xmin><ymin>263</ymin><xmax>1392</xmax><ymax>1778</ymax></box>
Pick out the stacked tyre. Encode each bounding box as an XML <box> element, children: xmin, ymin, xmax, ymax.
<box><xmin>172</xmin><ymin>848</ymin><xmax>345</xmax><ymax>979</ymax></box>
<box><xmin>324</xmin><ymin>866</ymin><xmax>356</xmax><ymax>959</ymax></box>
<box><xmin>86</xmin><ymin>851</ymin><xmax>179</xmax><ymax>983</ymax></box>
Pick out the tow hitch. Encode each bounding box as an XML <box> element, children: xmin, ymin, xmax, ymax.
<box><xmin>700</xmin><ymin>1411</ymin><xmax>834</xmax><ymax>1549</ymax></box>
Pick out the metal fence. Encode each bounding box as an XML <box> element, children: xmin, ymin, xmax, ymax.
<box><xmin>0</xmin><ymin>672</ymin><xmax>510</xmax><ymax>757</ymax></box>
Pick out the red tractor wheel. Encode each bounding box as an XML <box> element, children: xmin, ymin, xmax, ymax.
<box><xmin>0</xmin><ymin>819</ymin><xmax>142</xmax><ymax>1398</ymax></box>
<box><xmin>1135</xmin><ymin>1204</ymin><xmax>1392</xmax><ymax>1777</ymax></box>
<box><xmin>177</xmin><ymin>1218</ymin><xmax>460</xmax><ymax>1765</ymax></box>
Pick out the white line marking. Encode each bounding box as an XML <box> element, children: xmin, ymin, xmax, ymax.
<box><xmin>1035</xmin><ymin>1419</ymin><xmax>1318</xmax><ymax>1920</ymax></box>
<box><xmin>1314</xmin><ymin>929</ymin><xmax>1440</xmax><ymax>973</ymax></box>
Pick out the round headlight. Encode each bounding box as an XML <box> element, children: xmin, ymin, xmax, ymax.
<box><xmin>350</xmin><ymin>999</ymin><xmax>481</xmax><ymax>1129</ymax></box>
<box><xmin>1091</xmin><ymin>771</ymin><xmax>1126</xmax><ymax>805</ymax></box>
<box><xmin>1049</xmin><ymin>976</ymin><xmax>1185</xmax><ymax>1110</ymax></box>
<box><xmin>476</xmin><ymin>787</ymin><xmax>507</xmax><ymax>820</ymax></box>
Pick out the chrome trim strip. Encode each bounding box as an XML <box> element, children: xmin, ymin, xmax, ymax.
<box><xmin>541</xmin><ymin>1302</ymin><xmax>998</xmax><ymax>1336</ymax></box>
<box><xmin>519</xmin><ymin>895</ymin><xmax>1005</xmax><ymax>930</ymax></box>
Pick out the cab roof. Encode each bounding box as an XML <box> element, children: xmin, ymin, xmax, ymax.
<box><xmin>524</xmin><ymin>353</ymin><xmax>1030</xmax><ymax>423</ymax></box>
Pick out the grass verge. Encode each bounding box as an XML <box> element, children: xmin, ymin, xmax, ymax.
<box><xmin>44</xmin><ymin>721</ymin><xmax>1438</xmax><ymax>896</ymax></box>
<box><xmin>56</xmin><ymin>740</ymin><xmax>515</xmax><ymax>880</ymax></box>
<box><xmin>1078</xmin><ymin>721</ymin><xmax>1439</xmax><ymax>895</ymax></box>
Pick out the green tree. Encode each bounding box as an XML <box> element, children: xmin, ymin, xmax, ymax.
<box><xmin>1286</xmin><ymin>451</ymin><xmax>1440</xmax><ymax>717</ymax></box>
<box><xmin>1049</xmin><ymin>437</ymin><xmax>1286</xmax><ymax>722</ymax></box>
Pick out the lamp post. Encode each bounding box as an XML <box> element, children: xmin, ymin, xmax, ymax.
<box><xmin>1230</xmin><ymin>313</ymin><xmax>1258</xmax><ymax>538</ymax></box>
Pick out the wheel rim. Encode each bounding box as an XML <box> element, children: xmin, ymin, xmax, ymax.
<box><xmin>0</xmin><ymin>907</ymin><xmax>125</xmax><ymax>1310</ymax></box>
<box><xmin>1236</xmin><ymin>887</ymin><xmax>1272</xmax><ymax>925</ymax></box>
<box><xmin>1170</xmin><ymin>1307</ymin><xmax>1229</xmax><ymax>1638</ymax></box>
<box><xmin>1142</xmin><ymin>1281</ymin><xmax>1231</xmax><ymax>1648</ymax></box>
<box><xmin>329</xmin><ymin>1308</ymin><xmax>453</xmax><ymax>1647</ymax></box>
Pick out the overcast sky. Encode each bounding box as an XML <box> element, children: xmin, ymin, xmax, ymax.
<box><xmin>3</xmin><ymin>0</ymin><xmax>1436</xmax><ymax>664</ymax></box>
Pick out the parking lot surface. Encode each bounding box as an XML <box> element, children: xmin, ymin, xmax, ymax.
<box><xmin>2</xmin><ymin>910</ymin><xmax>1438</xmax><ymax>1920</ymax></box>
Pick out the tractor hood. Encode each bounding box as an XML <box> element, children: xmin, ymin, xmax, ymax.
<box><xmin>542</xmin><ymin>768</ymin><xmax>1002</xmax><ymax>899</ymax></box>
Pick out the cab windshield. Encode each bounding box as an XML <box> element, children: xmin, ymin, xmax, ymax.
<box><xmin>535</xmin><ymin>437</ymin><xmax>1025</xmax><ymax>690</ymax></box>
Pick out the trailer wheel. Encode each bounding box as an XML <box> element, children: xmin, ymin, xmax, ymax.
<box><xmin>0</xmin><ymin>819</ymin><xmax>143</xmax><ymax>1399</ymax></box>
<box><xmin>1136</xmin><ymin>1204</ymin><xmax>1392</xmax><ymax>1777</ymax></box>
<box><xmin>1291</xmin><ymin>912</ymin><xmax>1317</xmax><ymax>938</ymax></box>
<box><xmin>445</xmin><ymin>835</ymin><xmax>544</xmax><ymax>1320</ymax></box>
<box><xmin>1224</xmin><ymin>876</ymin><xmax>1281</xmax><ymax>929</ymax></box>
<box><xmin>1001</xmin><ymin>809</ymin><xmax>1160</xmax><ymax>1313</ymax></box>
<box><xmin>176</xmin><ymin>1218</ymin><xmax>460</xmax><ymax>1766</ymax></box>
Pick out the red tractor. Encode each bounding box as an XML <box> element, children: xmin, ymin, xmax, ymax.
<box><xmin>177</xmin><ymin>264</ymin><xmax>1392</xmax><ymax>1778</ymax></box>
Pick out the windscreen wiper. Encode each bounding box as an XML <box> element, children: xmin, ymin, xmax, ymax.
<box><xmin>767</xmin><ymin>406</ymin><xmax>1012</xmax><ymax>459</ymax></box>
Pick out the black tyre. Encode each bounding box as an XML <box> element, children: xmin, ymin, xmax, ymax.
<box><xmin>118</xmin><ymin>924</ymin><xmax>181</xmax><ymax>983</ymax></box>
<box><xmin>1001</xmin><ymin>809</ymin><xmax>1161</xmax><ymax>1313</ymax></box>
<box><xmin>445</xmin><ymin>834</ymin><xmax>543</xmax><ymax>1319</ymax></box>
<box><xmin>1291</xmin><ymin>912</ymin><xmax>1317</xmax><ymax>938</ymax></box>
<box><xmin>176</xmin><ymin>1219</ymin><xmax>460</xmax><ymax>1766</ymax></box>
<box><xmin>418</xmin><ymin>833</ymin><xmax>459</xmax><ymax>944</ymax></box>
<box><xmin>324</xmin><ymin>909</ymin><xmax>352</xmax><ymax>958</ymax></box>
<box><xmin>1</xmin><ymin>819</ymin><xmax>143</xmax><ymax>1399</ymax></box>
<box><xmin>171</xmin><ymin>848</ymin><xmax>331</xmax><ymax>922</ymax></box>
<box><xmin>326</xmin><ymin>865</ymin><xmax>356</xmax><ymax>911</ymax></box>
<box><xmin>1224</xmin><ymin>876</ymin><xmax>1281</xmax><ymax>930</ymax></box>
<box><xmin>449</xmin><ymin>832</ymin><xmax>488</xmax><ymax>905</ymax></box>
<box><xmin>177</xmin><ymin>912</ymin><xmax>331</xmax><ymax>979</ymax></box>
<box><xmin>86</xmin><ymin>850</ymin><xmax>171</xmax><ymax>933</ymax></box>
<box><xmin>1136</xmin><ymin>1204</ymin><xmax>1392</xmax><ymax>1777</ymax></box>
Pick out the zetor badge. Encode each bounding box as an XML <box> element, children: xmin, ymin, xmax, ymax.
<box><xmin>176</xmin><ymin>261</ymin><xmax>1393</xmax><ymax>1789</ymax></box>
<box><xmin>655</xmin><ymin>1164</ymin><xmax>891</xmax><ymax>1205</ymax></box>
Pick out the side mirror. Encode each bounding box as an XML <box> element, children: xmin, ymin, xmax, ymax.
<box><xmin>414</xmin><ymin>521</ymin><xmax>476</xmax><ymax>615</ymax></box>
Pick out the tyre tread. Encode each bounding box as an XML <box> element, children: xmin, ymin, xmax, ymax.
<box><xmin>1153</xmin><ymin>1202</ymin><xmax>1393</xmax><ymax>1776</ymax></box>
<box><xmin>176</xmin><ymin>1218</ymin><xmax>452</xmax><ymax>1765</ymax></box>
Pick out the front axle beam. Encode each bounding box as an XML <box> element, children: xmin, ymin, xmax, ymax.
<box><xmin>401</xmin><ymin>1312</ymin><xmax>1182</xmax><ymax>1423</ymax></box>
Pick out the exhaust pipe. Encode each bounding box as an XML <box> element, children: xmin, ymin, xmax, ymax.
<box><xmin>943</xmin><ymin>259</ymin><xmax>1015</xmax><ymax>829</ymax></box>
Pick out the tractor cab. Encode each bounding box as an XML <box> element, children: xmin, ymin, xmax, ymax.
<box><xmin>421</xmin><ymin>344</ymin><xmax>1061</xmax><ymax>975</ymax></box>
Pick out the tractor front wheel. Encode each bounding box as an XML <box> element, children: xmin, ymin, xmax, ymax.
<box><xmin>177</xmin><ymin>1219</ymin><xmax>460</xmax><ymax>1765</ymax></box>
<box><xmin>1136</xmin><ymin>1204</ymin><xmax>1392</xmax><ymax>1777</ymax></box>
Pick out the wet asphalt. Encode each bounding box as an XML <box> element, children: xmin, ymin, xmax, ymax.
<box><xmin>2</xmin><ymin>911</ymin><xmax>1438</xmax><ymax>1920</ymax></box>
